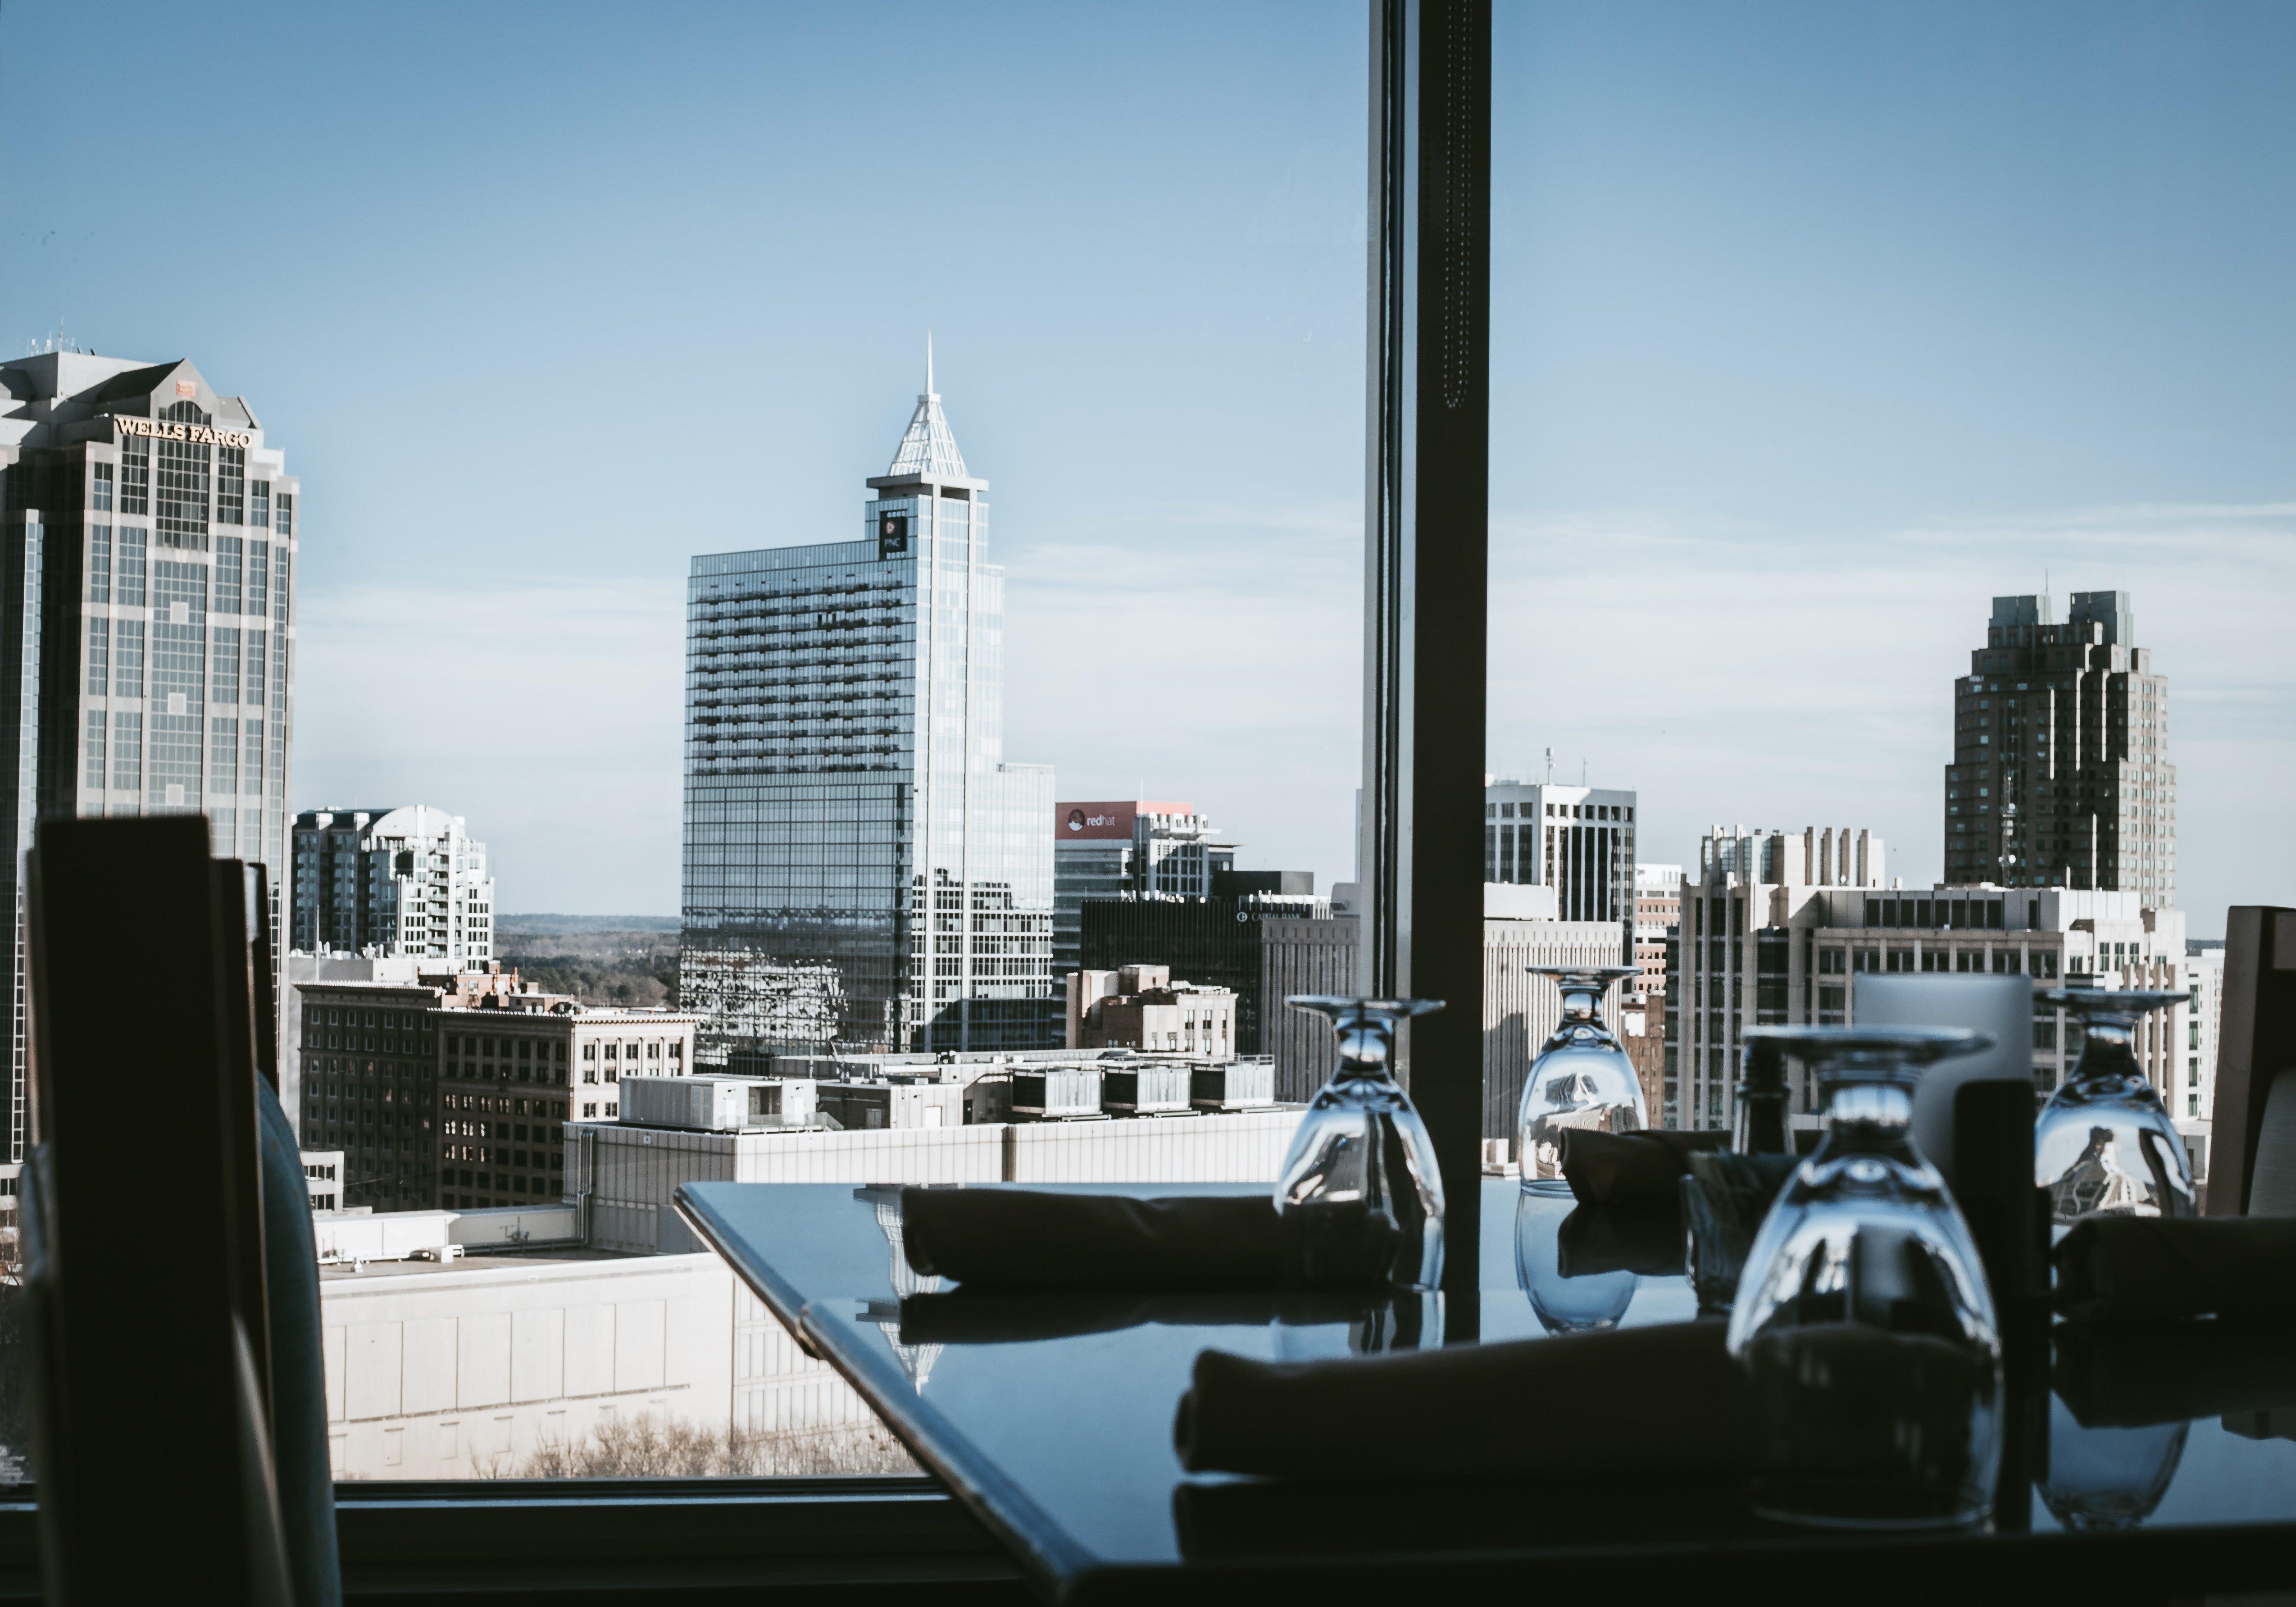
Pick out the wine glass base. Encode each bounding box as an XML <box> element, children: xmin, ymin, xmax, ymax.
<box><xmin>1518</xmin><ymin>1176</ymin><xmax>1575</xmax><ymax>1198</ymax></box>
<box><xmin>1747</xmin><ymin>1477</ymin><xmax>1991</xmax><ymax>1531</ymax></box>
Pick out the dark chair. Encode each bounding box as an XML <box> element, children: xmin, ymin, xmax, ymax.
<box><xmin>2210</xmin><ymin>907</ymin><xmax>2296</xmax><ymax>1218</ymax></box>
<box><xmin>22</xmin><ymin>816</ymin><xmax>339</xmax><ymax>1605</ymax></box>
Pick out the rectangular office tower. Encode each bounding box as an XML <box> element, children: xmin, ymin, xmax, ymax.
<box><xmin>0</xmin><ymin>353</ymin><xmax>297</xmax><ymax>1157</ymax></box>
<box><xmin>682</xmin><ymin>366</ymin><xmax>1053</xmax><ymax>1056</ymax></box>
<box><xmin>1482</xmin><ymin>779</ymin><xmax>1637</xmax><ymax>921</ymax></box>
<box><xmin>1948</xmin><ymin>591</ymin><xmax>2174</xmax><ymax>900</ymax></box>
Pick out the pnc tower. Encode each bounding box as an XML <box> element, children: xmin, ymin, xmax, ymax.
<box><xmin>681</xmin><ymin>356</ymin><xmax>1054</xmax><ymax>1056</ymax></box>
<box><xmin>1946</xmin><ymin>591</ymin><xmax>2173</xmax><ymax>900</ymax></box>
<box><xmin>0</xmin><ymin>352</ymin><xmax>300</xmax><ymax>1156</ymax></box>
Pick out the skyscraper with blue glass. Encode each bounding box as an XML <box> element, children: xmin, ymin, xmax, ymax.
<box><xmin>681</xmin><ymin>358</ymin><xmax>1054</xmax><ymax>1055</ymax></box>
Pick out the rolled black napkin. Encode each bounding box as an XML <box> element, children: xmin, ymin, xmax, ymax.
<box><xmin>1174</xmin><ymin>1321</ymin><xmax>1752</xmax><ymax>1479</ymax></box>
<box><xmin>2054</xmin><ymin>1317</ymin><xmax>2296</xmax><ymax>1428</ymax></box>
<box><xmin>899</xmin><ymin>1187</ymin><xmax>1282</xmax><ymax>1291</ymax></box>
<box><xmin>1559</xmin><ymin>1129</ymin><xmax>1731</xmax><ymax>1206</ymax></box>
<box><xmin>1555</xmin><ymin>1202</ymin><xmax>1687</xmax><ymax>1278</ymax></box>
<box><xmin>2052</xmin><ymin>1216</ymin><xmax>2296</xmax><ymax>1322</ymax></box>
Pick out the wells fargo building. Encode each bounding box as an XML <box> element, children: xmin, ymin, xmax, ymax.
<box><xmin>0</xmin><ymin>352</ymin><xmax>299</xmax><ymax>1152</ymax></box>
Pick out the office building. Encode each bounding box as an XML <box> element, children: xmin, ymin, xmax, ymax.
<box><xmin>436</xmin><ymin>989</ymin><xmax>698</xmax><ymax>1209</ymax></box>
<box><xmin>296</xmin><ymin>975</ymin><xmax>451</xmax><ymax>1212</ymax></box>
<box><xmin>1626</xmin><ymin>864</ymin><xmax>1683</xmax><ymax>1124</ymax></box>
<box><xmin>1483</xmin><ymin>778</ymin><xmax>1637</xmax><ymax>922</ymax></box>
<box><xmin>295</xmin><ymin>964</ymin><xmax>698</xmax><ymax>1211</ymax></box>
<box><xmin>300</xmin><ymin>1151</ymin><xmax>345</xmax><ymax>1211</ymax></box>
<box><xmin>292</xmin><ymin>806</ymin><xmax>496</xmax><ymax>964</ymax></box>
<box><xmin>0</xmin><ymin>352</ymin><xmax>299</xmax><ymax>1160</ymax></box>
<box><xmin>2184</xmin><ymin>939</ymin><xmax>2223</xmax><ymax>1124</ymax></box>
<box><xmin>681</xmin><ymin>360</ymin><xmax>1054</xmax><ymax>1058</ymax></box>
<box><xmin>1080</xmin><ymin>879</ymin><xmax>1324</xmax><ymax>1059</ymax></box>
<box><xmin>1676</xmin><ymin>826</ymin><xmax>1887</xmax><ymax>1129</ymax></box>
<box><xmin>1678</xmin><ymin>823</ymin><xmax>2191</xmax><ymax>1142</ymax></box>
<box><xmin>1065</xmin><ymin>964</ymin><xmax>1238</xmax><ymax>1055</ymax></box>
<box><xmin>1947</xmin><ymin>591</ymin><xmax>2175</xmax><ymax>901</ymax></box>
<box><xmin>1252</xmin><ymin>886</ymin><xmax>1623</xmax><ymax>1137</ymax></box>
<box><xmin>1052</xmin><ymin>801</ymin><xmax>1238</xmax><ymax>979</ymax></box>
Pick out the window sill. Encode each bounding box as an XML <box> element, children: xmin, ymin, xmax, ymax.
<box><xmin>0</xmin><ymin>1478</ymin><xmax>1028</xmax><ymax>1603</ymax></box>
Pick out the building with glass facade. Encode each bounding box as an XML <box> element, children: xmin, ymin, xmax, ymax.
<box><xmin>0</xmin><ymin>352</ymin><xmax>297</xmax><ymax>1158</ymax></box>
<box><xmin>682</xmin><ymin>365</ymin><xmax>1053</xmax><ymax>1056</ymax></box>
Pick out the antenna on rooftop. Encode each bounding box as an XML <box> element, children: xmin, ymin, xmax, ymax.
<box><xmin>926</xmin><ymin>332</ymin><xmax>936</xmax><ymax>398</ymax></box>
<box><xmin>1544</xmin><ymin>747</ymin><xmax>1553</xmax><ymax>785</ymax></box>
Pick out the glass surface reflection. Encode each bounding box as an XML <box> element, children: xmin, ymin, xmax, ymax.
<box><xmin>2041</xmin><ymin>1397</ymin><xmax>2188</xmax><ymax>1531</ymax></box>
<box><xmin>1276</xmin><ymin>997</ymin><xmax>1446</xmax><ymax>1291</ymax></box>
<box><xmin>1516</xmin><ymin>1188</ymin><xmax>1637</xmax><ymax>1333</ymax></box>
<box><xmin>1519</xmin><ymin>966</ymin><xmax>1647</xmax><ymax>1191</ymax></box>
<box><xmin>1727</xmin><ymin>1026</ymin><xmax>2000</xmax><ymax>1529</ymax></box>
<box><xmin>2034</xmin><ymin>988</ymin><xmax>2196</xmax><ymax>1228</ymax></box>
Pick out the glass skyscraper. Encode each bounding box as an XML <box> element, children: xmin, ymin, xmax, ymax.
<box><xmin>0</xmin><ymin>352</ymin><xmax>299</xmax><ymax>1156</ymax></box>
<box><xmin>682</xmin><ymin>362</ymin><xmax>1053</xmax><ymax>1055</ymax></box>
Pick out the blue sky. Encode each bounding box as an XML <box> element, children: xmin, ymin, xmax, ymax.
<box><xmin>3</xmin><ymin>2</ymin><xmax>2289</xmax><ymax>932</ymax></box>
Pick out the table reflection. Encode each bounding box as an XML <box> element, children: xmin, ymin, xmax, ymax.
<box><xmin>1516</xmin><ymin>1189</ymin><xmax>1639</xmax><ymax>1333</ymax></box>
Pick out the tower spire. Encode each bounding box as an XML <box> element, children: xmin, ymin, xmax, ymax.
<box><xmin>926</xmin><ymin>332</ymin><xmax>935</xmax><ymax>398</ymax></box>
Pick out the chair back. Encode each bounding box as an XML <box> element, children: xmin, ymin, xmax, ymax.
<box><xmin>2210</xmin><ymin>907</ymin><xmax>2296</xmax><ymax>1216</ymax></box>
<box><xmin>23</xmin><ymin>818</ymin><xmax>293</xmax><ymax>1604</ymax></box>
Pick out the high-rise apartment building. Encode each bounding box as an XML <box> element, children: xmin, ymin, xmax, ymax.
<box><xmin>681</xmin><ymin>363</ymin><xmax>1054</xmax><ymax>1056</ymax></box>
<box><xmin>1948</xmin><ymin>591</ymin><xmax>2174</xmax><ymax>900</ymax></box>
<box><xmin>1482</xmin><ymin>779</ymin><xmax>1636</xmax><ymax>922</ymax></box>
<box><xmin>292</xmin><ymin>805</ymin><xmax>496</xmax><ymax>964</ymax></box>
<box><xmin>0</xmin><ymin>353</ymin><xmax>298</xmax><ymax>1159</ymax></box>
<box><xmin>1052</xmin><ymin>800</ymin><xmax>1237</xmax><ymax>980</ymax></box>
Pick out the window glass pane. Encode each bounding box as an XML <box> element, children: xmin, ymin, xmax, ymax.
<box><xmin>1493</xmin><ymin>4</ymin><xmax>2291</xmax><ymax>1132</ymax></box>
<box><xmin>0</xmin><ymin>8</ymin><xmax>1365</xmax><ymax>1490</ymax></box>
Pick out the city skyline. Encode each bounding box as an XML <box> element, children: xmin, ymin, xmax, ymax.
<box><xmin>0</xmin><ymin>4</ymin><xmax>2288</xmax><ymax>933</ymax></box>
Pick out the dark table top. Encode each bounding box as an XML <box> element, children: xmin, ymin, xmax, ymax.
<box><xmin>677</xmin><ymin>1178</ymin><xmax>2296</xmax><ymax>1604</ymax></box>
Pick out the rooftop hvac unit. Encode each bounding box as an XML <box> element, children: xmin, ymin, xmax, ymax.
<box><xmin>1190</xmin><ymin>1061</ymin><xmax>1274</xmax><ymax>1111</ymax></box>
<box><xmin>619</xmin><ymin>1075</ymin><xmax>815</xmax><ymax>1132</ymax></box>
<box><xmin>1012</xmin><ymin>1067</ymin><xmax>1105</xmax><ymax>1120</ymax></box>
<box><xmin>1100</xmin><ymin>1065</ymin><xmax>1191</xmax><ymax>1115</ymax></box>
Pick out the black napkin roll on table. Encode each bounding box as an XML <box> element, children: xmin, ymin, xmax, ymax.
<box><xmin>899</xmin><ymin>1187</ymin><xmax>1283</xmax><ymax>1291</ymax></box>
<box><xmin>1175</xmin><ymin>1321</ymin><xmax>1752</xmax><ymax>1480</ymax></box>
<box><xmin>2054</xmin><ymin>1317</ymin><xmax>2296</xmax><ymax>1428</ymax></box>
<box><xmin>1559</xmin><ymin>1129</ymin><xmax>1731</xmax><ymax>1206</ymax></box>
<box><xmin>2052</xmin><ymin>1216</ymin><xmax>2296</xmax><ymax>1322</ymax></box>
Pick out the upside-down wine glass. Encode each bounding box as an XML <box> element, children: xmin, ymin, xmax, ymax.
<box><xmin>1274</xmin><ymin>997</ymin><xmax>1446</xmax><ymax>1292</ymax></box>
<box><xmin>2033</xmin><ymin>988</ymin><xmax>2196</xmax><ymax>1229</ymax></box>
<box><xmin>1518</xmin><ymin>966</ymin><xmax>1647</xmax><ymax>1193</ymax></box>
<box><xmin>1727</xmin><ymin>1025</ymin><xmax>2001</xmax><ymax>1529</ymax></box>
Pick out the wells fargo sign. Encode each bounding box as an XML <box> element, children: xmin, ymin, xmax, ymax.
<box><xmin>113</xmin><ymin>415</ymin><xmax>253</xmax><ymax>449</ymax></box>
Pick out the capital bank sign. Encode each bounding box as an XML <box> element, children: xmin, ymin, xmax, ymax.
<box><xmin>114</xmin><ymin>415</ymin><xmax>253</xmax><ymax>449</ymax></box>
